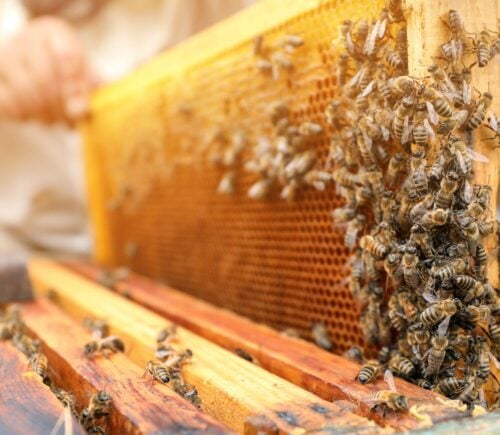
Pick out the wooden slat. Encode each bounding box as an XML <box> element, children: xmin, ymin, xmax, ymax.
<box><xmin>407</xmin><ymin>0</ymin><xmax>500</xmax><ymax>407</ymax></box>
<box><xmin>29</xmin><ymin>258</ymin><xmax>382</xmax><ymax>434</ymax></box>
<box><xmin>63</xmin><ymin>260</ymin><xmax>469</xmax><ymax>431</ymax></box>
<box><xmin>20</xmin><ymin>298</ymin><xmax>231</xmax><ymax>435</ymax></box>
<box><xmin>0</xmin><ymin>341</ymin><xmax>84</xmax><ymax>435</ymax></box>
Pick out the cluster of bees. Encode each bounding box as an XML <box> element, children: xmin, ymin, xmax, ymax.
<box><xmin>0</xmin><ymin>306</ymin><xmax>113</xmax><ymax>434</ymax></box>
<box><xmin>325</xmin><ymin>0</ymin><xmax>499</xmax><ymax>412</ymax></box>
<box><xmin>145</xmin><ymin>324</ymin><xmax>201</xmax><ymax>408</ymax></box>
<box><xmin>254</xmin><ymin>33</ymin><xmax>304</xmax><ymax>80</ymax></box>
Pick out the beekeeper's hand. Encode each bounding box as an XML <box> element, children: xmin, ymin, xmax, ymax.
<box><xmin>0</xmin><ymin>17</ymin><xmax>95</xmax><ymax>123</ymax></box>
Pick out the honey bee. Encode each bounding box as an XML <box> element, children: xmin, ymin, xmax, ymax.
<box><xmin>448</xmin><ymin>9</ymin><xmax>466</xmax><ymax>37</ymax></box>
<box><xmin>387</xmin><ymin>0</ymin><xmax>404</xmax><ymax>23</ymax></box>
<box><xmin>413</xmin><ymin>102</ymin><xmax>436</xmax><ymax>146</ymax></box>
<box><xmin>343</xmin><ymin>346</ymin><xmax>364</xmax><ymax>364</ymax></box>
<box><xmin>415</xmin><ymin>379</ymin><xmax>432</xmax><ymax>390</ymax></box>
<box><xmin>389</xmin><ymin>354</ymin><xmax>416</xmax><ymax>379</ymax></box>
<box><xmin>299</xmin><ymin>122</ymin><xmax>323</xmax><ymax>137</ymax></box>
<box><xmin>453</xmin><ymin>275</ymin><xmax>485</xmax><ymax>302</ymax></box>
<box><xmin>349</xmin><ymin>249</ymin><xmax>364</xmax><ymax>297</ymax></box>
<box><xmin>378</xmin><ymin>346</ymin><xmax>391</xmax><ymax>364</ymax></box>
<box><xmin>398</xmin><ymin>290</ymin><xmax>418</xmax><ymax>322</ymax></box>
<box><xmin>420</xmin><ymin>209</ymin><xmax>449</xmax><ymax>230</ymax></box>
<box><xmin>400</xmin><ymin>246</ymin><xmax>421</xmax><ymax>287</ymax></box>
<box><xmin>434</xmin><ymin>377</ymin><xmax>466</xmax><ymax>398</ymax></box>
<box><xmin>345</xmin><ymin>214</ymin><xmax>366</xmax><ymax>250</ymax></box>
<box><xmin>427</xmin><ymin>64</ymin><xmax>456</xmax><ymax>93</ymax></box>
<box><xmin>332</xmin><ymin>206</ymin><xmax>357</xmax><ymax>223</ymax></box>
<box><xmin>29</xmin><ymin>352</ymin><xmax>49</xmax><ymax>383</ymax></box>
<box><xmin>458</xmin><ymin>376</ymin><xmax>483</xmax><ymax>404</ymax></box>
<box><xmin>474</xmin><ymin>244</ymin><xmax>488</xmax><ymax>279</ymax></box>
<box><xmin>371</xmin><ymin>370</ymin><xmax>409</xmax><ymax>416</ymax></box>
<box><xmin>12</xmin><ymin>333</ymin><xmax>40</xmax><ymax>357</ymax></box>
<box><xmin>247</xmin><ymin>179</ymin><xmax>271</xmax><ymax>200</ymax></box>
<box><xmin>388</xmin><ymin>293</ymin><xmax>406</xmax><ymax>332</ymax></box>
<box><xmin>281</xmin><ymin>34</ymin><xmax>304</xmax><ymax>51</ymax></box>
<box><xmin>437</xmin><ymin>110</ymin><xmax>469</xmax><ymax>135</ymax></box>
<box><xmin>80</xmin><ymin>391</ymin><xmax>112</xmax><ymax>430</ymax></box>
<box><xmin>311</xmin><ymin>322</ymin><xmax>332</xmax><ymax>351</ymax></box>
<box><xmin>420</xmin><ymin>296</ymin><xmax>460</xmax><ymax>326</ymax></box>
<box><xmin>466</xmin><ymin>92</ymin><xmax>493</xmax><ymax>131</ymax></box>
<box><xmin>386</xmin><ymin>153</ymin><xmax>406</xmax><ymax>187</ymax></box>
<box><xmin>393</xmin><ymin>97</ymin><xmax>414</xmax><ymax>142</ymax></box>
<box><xmin>156</xmin><ymin>325</ymin><xmax>178</xmax><ymax>344</ymax></box>
<box><xmin>145</xmin><ymin>360</ymin><xmax>171</xmax><ymax>384</ymax></box>
<box><xmin>360</xmin><ymin>235</ymin><xmax>388</xmax><ymax>258</ymax></box>
<box><xmin>82</xmin><ymin>317</ymin><xmax>109</xmax><ymax>340</ymax></box>
<box><xmin>384</xmin><ymin>252</ymin><xmax>402</xmax><ymax>283</ymax></box>
<box><xmin>357</xmin><ymin>359</ymin><xmax>382</xmax><ymax>384</ymax></box>
<box><xmin>475</xmin><ymin>337</ymin><xmax>491</xmax><ymax>381</ymax></box>
<box><xmin>409</xmin><ymin>224</ymin><xmax>433</xmax><ymax>258</ymax></box>
<box><xmin>434</xmin><ymin>171</ymin><xmax>459</xmax><ymax>209</ymax></box>
<box><xmin>407</xmin><ymin>322</ymin><xmax>431</xmax><ymax>358</ymax></box>
<box><xmin>336</xmin><ymin>53</ymin><xmax>350</xmax><ymax>87</ymax></box>
<box><xmin>333</xmin><ymin>167</ymin><xmax>360</xmax><ymax>188</ymax></box>
<box><xmin>84</xmin><ymin>336</ymin><xmax>125</xmax><ymax>358</ymax></box>
<box><xmin>386</xmin><ymin>50</ymin><xmax>405</xmax><ymax>70</ymax></box>
<box><xmin>52</xmin><ymin>387</ymin><xmax>76</xmax><ymax>415</ymax></box>
<box><xmin>425</xmin><ymin>336</ymin><xmax>448</xmax><ymax>378</ymax></box>
<box><xmin>217</xmin><ymin>171</ymin><xmax>235</xmax><ymax>195</ymax></box>
<box><xmin>476</xmin><ymin>30</ymin><xmax>492</xmax><ymax>67</ymax></box>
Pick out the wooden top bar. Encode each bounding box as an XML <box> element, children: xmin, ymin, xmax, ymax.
<box><xmin>30</xmin><ymin>258</ymin><xmax>383</xmax><ymax>434</ymax></box>
<box><xmin>20</xmin><ymin>298</ymin><xmax>231</xmax><ymax>435</ymax></box>
<box><xmin>0</xmin><ymin>341</ymin><xmax>84</xmax><ymax>435</ymax></box>
<box><xmin>63</xmin><ymin>260</ymin><xmax>469</xmax><ymax>431</ymax></box>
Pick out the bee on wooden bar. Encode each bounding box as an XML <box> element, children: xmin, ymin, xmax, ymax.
<box><xmin>357</xmin><ymin>359</ymin><xmax>382</xmax><ymax>384</ymax></box>
<box><xmin>82</xmin><ymin>317</ymin><xmax>109</xmax><ymax>340</ymax></box>
<box><xmin>29</xmin><ymin>352</ymin><xmax>49</xmax><ymax>383</ymax></box>
<box><xmin>52</xmin><ymin>387</ymin><xmax>77</xmax><ymax>416</ymax></box>
<box><xmin>371</xmin><ymin>370</ymin><xmax>408</xmax><ymax>417</ymax></box>
<box><xmin>156</xmin><ymin>325</ymin><xmax>178</xmax><ymax>344</ymax></box>
<box><xmin>145</xmin><ymin>360</ymin><xmax>171</xmax><ymax>384</ymax></box>
<box><xmin>84</xmin><ymin>336</ymin><xmax>125</xmax><ymax>358</ymax></box>
<box><xmin>80</xmin><ymin>391</ymin><xmax>112</xmax><ymax>431</ymax></box>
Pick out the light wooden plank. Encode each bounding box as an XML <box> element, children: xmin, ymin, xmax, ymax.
<box><xmin>64</xmin><ymin>260</ymin><xmax>468</xmax><ymax>431</ymax></box>
<box><xmin>20</xmin><ymin>298</ymin><xmax>231</xmax><ymax>435</ymax></box>
<box><xmin>29</xmin><ymin>258</ymin><xmax>383</xmax><ymax>434</ymax></box>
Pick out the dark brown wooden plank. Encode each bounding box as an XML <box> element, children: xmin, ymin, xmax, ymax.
<box><xmin>64</xmin><ymin>260</ymin><xmax>470</xmax><ymax>431</ymax></box>
<box><xmin>20</xmin><ymin>298</ymin><xmax>231</xmax><ymax>435</ymax></box>
<box><xmin>0</xmin><ymin>341</ymin><xmax>83</xmax><ymax>435</ymax></box>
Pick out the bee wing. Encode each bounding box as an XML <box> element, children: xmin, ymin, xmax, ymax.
<box><xmin>401</xmin><ymin>116</ymin><xmax>411</xmax><ymax>144</ymax></box>
<box><xmin>361</xmin><ymin>79</ymin><xmax>376</xmax><ymax>97</ymax></box>
<box><xmin>437</xmin><ymin>316</ymin><xmax>451</xmax><ymax>338</ymax></box>
<box><xmin>488</xmin><ymin>112</ymin><xmax>499</xmax><ymax>131</ymax></box>
<box><xmin>467</xmin><ymin>147</ymin><xmax>489</xmax><ymax>163</ymax></box>
<box><xmin>462</xmin><ymin>179</ymin><xmax>474</xmax><ymax>203</ymax></box>
<box><xmin>462</xmin><ymin>80</ymin><xmax>472</xmax><ymax>105</ymax></box>
<box><xmin>362</xmin><ymin>131</ymin><xmax>373</xmax><ymax>150</ymax></box>
<box><xmin>425</xmin><ymin>101</ymin><xmax>439</xmax><ymax>125</ymax></box>
<box><xmin>384</xmin><ymin>369</ymin><xmax>398</xmax><ymax>392</ymax></box>
<box><xmin>422</xmin><ymin>291</ymin><xmax>439</xmax><ymax>303</ymax></box>
<box><xmin>489</xmin><ymin>352</ymin><xmax>500</xmax><ymax>369</ymax></box>
<box><xmin>363</xmin><ymin>22</ymin><xmax>379</xmax><ymax>55</ymax></box>
<box><xmin>347</xmin><ymin>66</ymin><xmax>366</xmax><ymax>89</ymax></box>
<box><xmin>455</xmin><ymin>151</ymin><xmax>468</xmax><ymax>174</ymax></box>
<box><xmin>423</xmin><ymin>119</ymin><xmax>436</xmax><ymax>142</ymax></box>
<box><xmin>345</xmin><ymin>32</ymin><xmax>355</xmax><ymax>54</ymax></box>
<box><xmin>377</xmin><ymin>18</ymin><xmax>387</xmax><ymax>39</ymax></box>
<box><xmin>452</xmin><ymin>109</ymin><xmax>469</xmax><ymax>128</ymax></box>
<box><xmin>381</xmin><ymin>126</ymin><xmax>391</xmax><ymax>141</ymax></box>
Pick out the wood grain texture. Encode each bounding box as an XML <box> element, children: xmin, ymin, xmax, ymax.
<box><xmin>29</xmin><ymin>258</ymin><xmax>383</xmax><ymax>434</ymax></box>
<box><xmin>407</xmin><ymin>0</ymin><xmax>500</xmax><ymax>406</ymax></box>
<box><xmin>0</xmin><ymin>341</ymin><xmax>84</xmax><ymax>435</ymax></box>
<box><xmin>20</xmin><ymin>298</ymin><xmax>231</xmax><ymax>435</ymax></box>
<box><xmin>62</xmin><ymin>260</ymin><xmax>472</xmax><ymax>432</ymax></box>
<box><xmin>406</xmin><ymin>0</ymin><xmax>499</xmax><ymax>285</ymax></box>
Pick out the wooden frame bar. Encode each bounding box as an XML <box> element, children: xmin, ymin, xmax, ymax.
<box><xmin>63</xmin><ymin>260</ymin><xmax>469</xmax><ymax>431</ymax></box>
<box><xmin>30</xmin><ymin>258</ymin><xmax>381</xmax><ymax>434</ymax></box>
<box><xmin>20</xmin><ymin>298</ymin><xmax>231</xmax><ymax>435</ymax></box>
<box><xmin>0</xmin><ymin>341</ymin><xmax>84</xmax><ymax>435</ymax></box>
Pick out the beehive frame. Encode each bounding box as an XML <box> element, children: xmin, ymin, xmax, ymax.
<box><xmin>83</xmin><ymin>0</ymin><xmax>499</xmax><ymax>357</ymax></box>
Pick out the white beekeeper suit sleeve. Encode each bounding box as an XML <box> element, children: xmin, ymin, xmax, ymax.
<box><xmin>0</xmin><ymin>0</ymin><xmax>252</xmax><ymax>255</ymax></box>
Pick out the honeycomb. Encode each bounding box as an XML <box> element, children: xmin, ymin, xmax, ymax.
<box><xmin>85</xmin><ymin>0</ymin><xmax>396</xmax><ymax>354</ymax></box>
